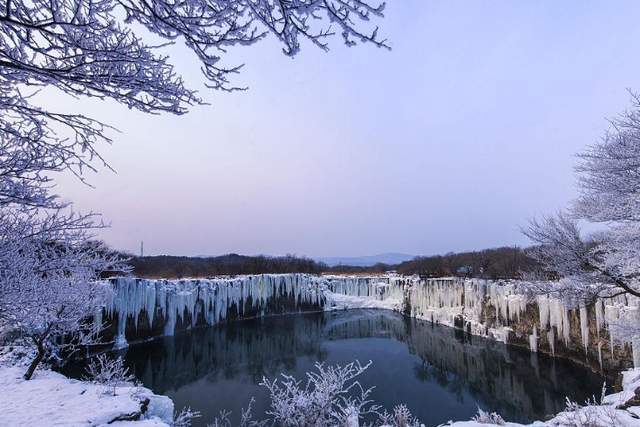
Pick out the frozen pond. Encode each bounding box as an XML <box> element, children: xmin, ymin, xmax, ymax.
<box><xmin>103</xmin><ymin>310</ymin><xmax>608</xmax><ymax>425</ymax></box>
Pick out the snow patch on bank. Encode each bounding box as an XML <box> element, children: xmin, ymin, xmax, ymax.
<box><xmin>325</xmin><ymin>292</ymin><xmax>402</xmax><ymax>311</ymax></box>
<box><xmin>0</xmin><ymin>366</ymin><xmax>174</xmax><ymax>426</ymax></box>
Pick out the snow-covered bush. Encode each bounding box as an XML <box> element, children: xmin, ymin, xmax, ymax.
<box><xmin>471</xmin><ymin>408</ymin><xmax>505</xmax><ymax>425</ymax></box>
<box><xmin>210</xmin><ymin>361</ymin><xmax>421</xmax><ymax>427</ymax></box>
<box><xmin>85</xmin><ymin>354</ymin><xmax>135</xmax><ymax>396</ymax></box>
<box><xmin>378</xmin><ymin>404</ymin><xmax>423</xmax><ymax>427</ymax></box>
<box><xmin>261</xmin><ymin>360</ymin><xmax>380</xmax><ymax>426</ymax></box>
<box><xmin>207</xmin><ymin>398</ymin><xmax>266</xmax><ymax>427</ymax></box>
<box><xmin>549</xmin><ymin>396</ymin><xmax>622</xmax><ymax>427</ymax></box>
<box><xmin>173</xmin><ymin>406</ymin><xmax>201</xmax><ymax>427</ymax></box>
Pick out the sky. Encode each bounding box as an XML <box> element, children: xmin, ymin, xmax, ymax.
<box><xmin>47</xmin><ymin>1</ymin><xmax>640</xmax><ymax>258</ymax></box>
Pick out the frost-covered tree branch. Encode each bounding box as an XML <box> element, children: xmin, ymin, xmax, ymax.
<box><xmin>523</xmin><ymin>93</ymin><xmax>640</xmax><ymax>334</ymax></box>
<box><xmin>1</xmin><ymin>0</ymin><xmax>389</xmax><ymax>200</ymax></box>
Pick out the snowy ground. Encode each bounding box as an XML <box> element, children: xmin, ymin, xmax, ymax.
<box><xmin>0</xmin><ymin>366</ymin><xmax>174</xmax><ymax>426</ymax></box>
<box><xmin>324</xmin><ymin>291</ymin><xmax>403</xmax><ymax>311</ymax></box>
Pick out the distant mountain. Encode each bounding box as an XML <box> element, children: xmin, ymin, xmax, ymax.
<box><xmin>315</xmin><ymin>253</ymin><xmax>417</xmax><ymax>267</ymax></box>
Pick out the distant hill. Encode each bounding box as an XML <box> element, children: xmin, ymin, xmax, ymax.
<box><xmin>316</xmin><ymin>253</ymin><xmax>416</xmax><ymax>267</ymax></box>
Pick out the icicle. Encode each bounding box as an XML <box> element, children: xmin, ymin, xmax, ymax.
<box><xmin>633</xmin><ymin>338</ymin><xmax>640</xmax><ymax>368</ymax></box>
<box><xmin>597</xmin><ymin>341</ymin><xmax>603</xmax><ymax>368</ymax></box>
<box><xmin>538</xmin><ymin>295</ymin><xmax>550</xmax><ymax>329</ymax></box>
<box><xmin>579</xmin><ymin>305</ymin><xmax>589</xmax><ymax>352</ymax></box>
<box><xmin>595</xmin><ymin>299</ymin><xmax>604</xmax><ymax>338</ymax></box>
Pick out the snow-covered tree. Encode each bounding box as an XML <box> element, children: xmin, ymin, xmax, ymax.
<box><xmin>0</xmin><ymin>0</ymin><xmax>389</xmax><ymax>378</ymax></box>
<box><xmin>0</xmin><ymin>209</ymin><xmax>125</xmax><ymax>379</ymax></box>
<box><xmin>524</xmin><ymin>94</ymin><xmax>640</xmax><ymax>307</ymax></box>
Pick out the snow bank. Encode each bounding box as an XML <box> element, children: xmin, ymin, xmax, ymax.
<box><xmin>0</xmin><ymin>366</ymin><xmax>173</xmax><ymax>426</ymax></box>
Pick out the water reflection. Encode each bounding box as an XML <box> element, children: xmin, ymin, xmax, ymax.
<box><xmin>121</xmin><ymin>310</ymin><xmax>607</xmax><ymax>426</ymax></box>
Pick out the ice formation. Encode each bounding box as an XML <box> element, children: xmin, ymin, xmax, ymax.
<box><xmin>107</xmin><ymin>274</ymin><xmax>327</xmax><ymax>348</ymax></box>
<box><xmin>106</xmin><ymin>274</ymin><xmax>640</xmax><ymax>367</ymax></box>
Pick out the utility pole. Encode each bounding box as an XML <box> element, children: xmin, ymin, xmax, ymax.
<box><xmin>140</xmin><ymin>240</ymin><xmax>144</xmax><ymax>257</ymax></box>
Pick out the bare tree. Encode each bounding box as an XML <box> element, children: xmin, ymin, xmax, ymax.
<box><xmin>523</xmin><ymin>93</ymin><xmax>640</xmax><ymax>308</ymax></box>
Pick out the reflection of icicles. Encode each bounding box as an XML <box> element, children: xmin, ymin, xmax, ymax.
<box><xmin>529</xmin><ymin>326</ymin><xmax>538</xmax><ymax>352</ymax></box>
<box><xmin>548</xmin><ymin>328</ymin><xmax>555</xmax><ymax>355</ymax></box>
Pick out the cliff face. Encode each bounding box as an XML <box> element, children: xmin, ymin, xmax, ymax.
<box><xmin>403</xmin><ymin>278</ymin><xmax>636</xmax><ymax>373</ymax></box>
<box><xmin>103</xmin><ymin>275</ymin><xmax>636</xmax><ymax>374</ymax></box>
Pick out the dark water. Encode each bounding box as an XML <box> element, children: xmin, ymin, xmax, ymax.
<box><xmin>79</xmin><ymin>310</ymin><xmax>609</xmax><ymax>426</ymax></box>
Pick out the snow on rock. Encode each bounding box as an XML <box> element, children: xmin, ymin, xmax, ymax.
<box><xmin>0</xmin><ymin>366</ymin><xmax>173</xmax><ymax>426</ymax></box>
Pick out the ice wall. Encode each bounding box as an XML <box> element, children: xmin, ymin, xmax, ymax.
<box><xmin>105</xmin><ymin>274</ymin><xmax>637</xmax><ymax>370</ymax></box>
<box><xmin>107</xmin><ymin>274</ymin><xmax>328</xmax><ymax>348</ymax></box>
<box><xmin>405</xmin><ymin>277</ymin><xmax>639</xmax><ymax>370</ymax></box>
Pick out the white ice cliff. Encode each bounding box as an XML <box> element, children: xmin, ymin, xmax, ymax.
<box><xmin>105</xmin><ymin>274</ymin><xmax>640</xmax><ymax>368</ymax></box>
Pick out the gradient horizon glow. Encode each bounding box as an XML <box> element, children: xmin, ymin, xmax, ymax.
<box><xmin>48</xmin><ymin>1</ymin><xmax>640</xmax><ymax>257</ymax></box>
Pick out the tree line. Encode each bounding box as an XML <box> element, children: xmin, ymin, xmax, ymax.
<box><xmin>125</xmin><ymin>246</ymin><xmax>539</xmax><ymax>279</ymax></box>
<box><xmin>126</xmin><ymin>254</ymin><xmax>328</xmax><ymax>278</ymax></box>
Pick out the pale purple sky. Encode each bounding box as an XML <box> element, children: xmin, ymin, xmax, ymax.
<box><xmin>49</xmin><ymin>1</ymin><xmax>640</xmax><ymax>257</ymax></box>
